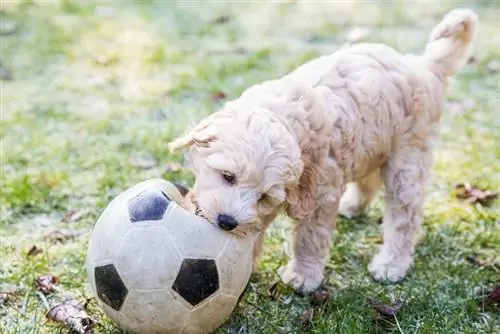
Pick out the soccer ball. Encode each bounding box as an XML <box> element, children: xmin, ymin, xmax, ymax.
<box><xmin>86</xmin><ymin>178</ymin><xmax>254</xmax><ymax>334</ymax></box>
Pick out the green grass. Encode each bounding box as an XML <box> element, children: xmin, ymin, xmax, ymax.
<box><xmin>1</xmin><ymin>1</ymin><xmax>499</xmax><ymax>333</ymax></box>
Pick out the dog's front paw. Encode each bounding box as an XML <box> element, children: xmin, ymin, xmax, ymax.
<box><xmin>278</xmin><ymin>260</ymin><xmax>323</xmax><ymax>294</ymax></box>
<box><xmin>368</xmin><ymin>249</ymin><xmax>412</xmax><ymax>282</ymax></box>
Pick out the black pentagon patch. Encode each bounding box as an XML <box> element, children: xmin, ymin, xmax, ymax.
<box><xmin>94</xmin><ymin>264</ymin><xmax>128</xmax><ymax>311</ymax></box>
<box><xmin>172</xmin><ymin>259</ymin><xmax>219</xmax><ymax>306</ymax></box>
<box><xmin>128</xmin><ymin>188</ymin><xmax>170</xmax><ymax>223</ymax></box>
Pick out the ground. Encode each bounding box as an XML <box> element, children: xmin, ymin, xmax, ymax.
<box><xmin>1</xmin><ymin>1</ymin><xmax>499</xmax><ymax>333</ymax></box>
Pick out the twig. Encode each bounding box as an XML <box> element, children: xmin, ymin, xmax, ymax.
<box><xmin>394</xmin><ymin>315</ymin><xmax>405</xmax><ymax>334</ymax></box>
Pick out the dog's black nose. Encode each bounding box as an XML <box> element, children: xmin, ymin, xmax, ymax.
<box><xmin>217</xmin><ymin>214</ymin><xmax>238</xmax><ymax>231</ymax></box>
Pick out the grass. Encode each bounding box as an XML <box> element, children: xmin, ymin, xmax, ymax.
<box><xmin>1</xmin><ymin>0</ymin><xmax>499</xmax><ymax>333</ymax></box>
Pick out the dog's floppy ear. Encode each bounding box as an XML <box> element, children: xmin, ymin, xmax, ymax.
<box><xmin>168</xmin><ymin>111</ymin><xmax>231</xmax><ymax>152</ymax></box>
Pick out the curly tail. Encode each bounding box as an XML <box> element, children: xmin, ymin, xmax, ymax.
<box><xmin>424</xmin><ymin>9</ymin><xmax>479</xmax><ymax>77</ymax></box>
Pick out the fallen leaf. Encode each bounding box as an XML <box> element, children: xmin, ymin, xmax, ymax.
<box><xmin>370</xmin><ymin>298</ymin><xmax>406</xmax><ymax>318</ymax></box>
<box><xmin>47</xmin><ymin>299</ymin><xmax>97</xmax><ymax>334</ymax></box>
<box><xmin>345</xmin><ymin>27</ymin><xmax>371</xmax><ymax>43</ymax></box>
<box><xmin>45</xmin><ymin>229</ymin><xmax>84</xmax><ymax>243</ymax></box>
<box><xmin>128</xmin><ymin>152</ymin><xmax>158</xmax><ymax>169</ymax></box>
<box><xmin>163</xmin><ymin>162</ymin><xmax>184</xmax><ymax>173</ymax></box>
<box><xmin>480</xmin><ymin>285</ymin><xmax>500</xmax><ymax>308</ymax></box>
<box><xmin>310</xmin><ymin>286</ymin><xmax>332</xmax><ymax>306</ymax></box>
<box><xmin>467</xmin><ymin>55</ymin><xmax>477</xmax><ymax>64</ymax></box>
<box><xmin>27</xmin><ymin>245</ymin><xmax>43</xmax><ymax>257</ymax></box>
<box><xmin>211</xmin><ymin>91</ymin><xmax>227</xmax><ymax>102</ymax></box>
<box><xmin>36</xmin><ymin>275</ymin><xmax>60</xmax><ymax>295</ymax></box>
<box><xmin>293</xmin><ymin>308</ymin><xmax>314</xmax><ymax>331</ymax></box>
<box><xmin>211</xmin><ymin>15</ymin><xmax>231</xmax><ymax>25</ymax></box>
<box><xmin>61</xmin><ymin>209</ymin><xmax>88</xmax><ymax>223</ymax></box>
<box><xmin>455</xmin><ymin>183</ymin><xmax>498</xmax><ymax>206</ymax></box>
<box><xmin>268</xmin><ymin>281</ymin><xmax>281</xmax><ymax>301</ymax></box>
<box><xmin>0</xmin><ymin>289</ymin><xmax>23</xmax><ymax>306</ymax></box>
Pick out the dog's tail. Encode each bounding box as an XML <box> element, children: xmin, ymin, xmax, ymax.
<box><xmin>423</xmin><ymin>9</ymin><xmax>478</xmax><ymax>77</ymax></box>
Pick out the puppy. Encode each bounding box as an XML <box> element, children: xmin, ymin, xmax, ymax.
<box><xmin>168</xmin><ymin>9</ymin><xmax>478</xmax><ymax>293</ymax></box>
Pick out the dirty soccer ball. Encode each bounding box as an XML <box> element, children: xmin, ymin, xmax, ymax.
<box><xmin>86</xmin><ymin>179</ymin><xmax>254</xmax><ymax>334</ymax></box>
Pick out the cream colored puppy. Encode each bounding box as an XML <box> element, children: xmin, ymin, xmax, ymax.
<box><xmin>169</xmin><ymin>9</ymin><xmax>478</xmax><ymax>293</ymax></box>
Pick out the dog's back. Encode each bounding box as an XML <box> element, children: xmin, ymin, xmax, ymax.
<box><xmin>277</xmin><ymin>9</ymin><xmax>478</xmax><ymax>181</ymax></box>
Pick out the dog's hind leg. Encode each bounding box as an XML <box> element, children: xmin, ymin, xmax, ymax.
<box><xmin>369</xmin><ymin>146</ymin><xmax>432</xmax><ymax>282</ymax></box>
<box><xmin>339</xmin><ymin>169</ymin><xmax>382</xmax><ymax>218</ymax></box>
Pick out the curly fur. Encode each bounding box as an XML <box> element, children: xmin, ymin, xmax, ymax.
<box><xmin>169</xmin><ymin>9</ymin><xmax>478</xmax><ymax>293</ymax></box>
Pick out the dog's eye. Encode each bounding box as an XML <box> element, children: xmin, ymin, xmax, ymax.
<box><xmin>222</xmin><ymin>171</ymin><xmax>236</xmax><ymax>185</ymax></box>
<box><xmin>259</xmin><ymin>193</ymin><xmax>267</xmax><ymax>202</ymax></box>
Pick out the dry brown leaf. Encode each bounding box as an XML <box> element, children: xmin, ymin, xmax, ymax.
<box><xmin>310</xmin><ymin>286</ymin><xmax>332</xmax><ymax>306</ymax></box>
<box><xmin>36</xmin><ymin>275</ymin><xmax>60</xmax><ymax>295</ymax></box>
<box><xmin>27</xmin><ymin>245</ymin><xmax>43</xmax><ymax>257</ymax></box>
<box><xmin>211</xmin><ymin>91</ymin><xmax>227</xmax><ymax>102</ymax></box>
<box><xmin>480</xmin><ymin>284</ymin><xmax>500</xmax><ymax>308</ymax></box>
<box><xmin>370</xmin><ymin>298</ymin><xmax>406</xmax><ymax>318</ymax></box>
<box><xmin>61</xmin><ymin>209</ymin><xmax>89</xmax><ymax>223</ymax></box>
<box><xmin>294</xmin><ymin>308</ymin><xmax>314</xmax><ymax>331</ymax></box>
<box><xmin>455</xmin><ymin>183</ymin><xmax>498</xmax><ymax>206</ymax></box>
<box><xmin>47</xmin><ymin>299</ymin><xmax>96</xmax><ymax>334</ymax></box>
<box><xmin>0</xmin><ymin>289</ymin><xmax>23</xmax><ymax>306</ymax></box>
<box><xmin>212</xmin><ymin>15</ymin><xmax>231</xmax><ymax>25</ymax></box>
<box><xmin>45</xmin><ymin>229</ymin><xmax>84</xmax><ymax>243</ymax></box>
<box><xmin>268</xmin><ymin>281</ymin><xmax>281</xmax><ymax>301</ymax></box>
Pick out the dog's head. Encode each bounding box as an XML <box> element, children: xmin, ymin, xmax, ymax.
<box><xmin>168</xmin><ymin>101</ymin><xmax>303</xmax><ymax>236</ymax></box>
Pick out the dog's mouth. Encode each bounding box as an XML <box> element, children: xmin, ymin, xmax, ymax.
<box><xmin>190</xmin><ymin>197</ymin><xmax>261</xmax><ymax>238</ymax></box>
<box><xmin>191</xmin><ymin>198</ymin><xmax>211</xmax><ymax>222</ymax></box>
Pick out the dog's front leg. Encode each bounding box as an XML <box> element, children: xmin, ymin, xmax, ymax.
<box><xmin>279</xmin><ymin>194</ymin><xmax>338</xmax><ymax>294</ymax></box>
<box><xmin>252</xmin><ymin>213</ymin><xmax>277</xmax><ymax>272</ymax></box>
